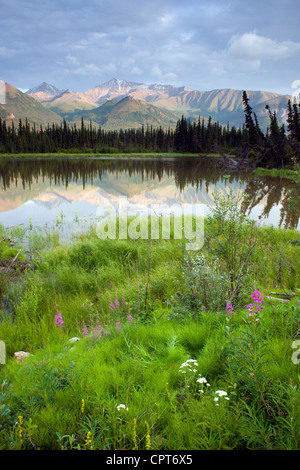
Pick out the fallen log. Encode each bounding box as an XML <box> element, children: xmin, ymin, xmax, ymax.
<box><xmin>266</xmin><ymin>295</ymin><xmax>290</xmax><ymax>303</ymax></box>
<box><xmin>268</xmin><ymin>292</ymin><xmax>296</xmax><ymax>297</ymax></box>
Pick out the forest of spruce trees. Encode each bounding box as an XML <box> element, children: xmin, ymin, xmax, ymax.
<box><xmin>0</xmin><ymin>92</ymin><xmax>299</xmax><ymax>169</ymax></box>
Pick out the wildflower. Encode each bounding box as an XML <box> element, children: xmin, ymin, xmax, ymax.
<box><xmin>179</xmin><ymin>359</ymin><xmax>198</xmax><ymax>368</ymax></box>
<box><xmin>55</xmin><ymin>311</ymin><xmax>64</xmax><ymax>329</ymax></box>
<box><xmin>110</xmin><ymin>298</ymin><xmax>121</xmax><ymax>310</ymax></box>
<box><xmin>226</xmin><ymin>302</ymin><xmax>235</xmax><ymax>316</ymax></box>
<box><xmin>165</xmin><ymin>382</ymin><xmax>173</xmax><ymax>402</ymax></box>
<box><xmin>82</xmin><ymin>324</ymin><xmax>89</xmax><ymax>336</ymax></box>
<box><xmin>133</xmin><ymin>418</ymin><xmax>138</xmax><ymax>450</ymax></box>
<box><xmin>116</xmin><ymin>321</ymin><xmax>122</xmax><ymax>330</ymax></box>
<box><xmin>196</xmin><ymin>377</ymin><xmax>208</xmax><ymax>384</ymax></box>
<box><xmin>91</xmin><ymin>325</ymin><xmax>103</xmax><ymax>338</ymax></box>
<box><xmin>251</xmin><ymin>290</ymin><xmax>264</xmax><ymax>303</ymax></box>
<box><xmin>127</xmin><ymin>314</ymin><xmax>136</xmax><ymax>325</ymax></box>
<box><xmin>247</xmin><ymin>290</ymin><xmax>265</xmax><ymax>317</ymax></box>
<box><xmin>85</xmin><ymin>431</ymin><xmax>93</xmax><ymax>450</ymax></box>
<box><xmin>145</xmin><ymin>433</ymin><xmax>151</xmax><ymax>450</ymax></box>
<box><xmin>117</xmin><ymin>404</ymin><xmax>128</xmax><ymax>411</ymax></box>
<box><xmin>215</xmin><ymin>390</ymin><xmax>228</xmax><ymax>397</ymax></box>
<box><xmin>214</xmin><ymin>390</ymin><xmax>230</xmax><ymax>405</ymax></box>
<box><xmin>145</xmin><ymin>422</ymin><xmax>151</xmax><ymax>450</ymax></box>
<box><xmin>81</xmin><ymin>398</ymin><xmax>85</xmax><ymax>414</ymax></box>
<box><xmin>17</xmin><ymin>415</ymin><xmax>23</xmax><ymax>440</ymax></box>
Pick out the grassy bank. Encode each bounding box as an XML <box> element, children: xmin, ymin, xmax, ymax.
<box><xmin>253</xmin><ymin>167</ymin><xmax>299</xmax><ymax>179</ymax></box>
<box><xmin>0</xmin><ymin>152</ymin><xmax>200</xmax><ymax>159</ymax></box>
<box><xmin>0</xmin><ymin>192</ymin><xmax>300</xmax><ymax>450</ymax></box>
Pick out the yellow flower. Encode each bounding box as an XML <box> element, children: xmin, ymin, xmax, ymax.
<box><xmin>85</xmin><ymin>431</ymin><xmax>93</xmax><ymax>450</ymax></box>
<box><xmin>145</xmin><ymin>421</ymin><xmax>151</xmax><ymax>450</ymax></box>
<box><xmin>81</xmin><ymin>398</ymin><xmax>85</xmax><ymax>414</ymax></box>
<box><xmin>165</xmin><ymin>382</ymin><xmax>172</xmax><ymax>401</ymax></box>
<box><xmin>145</xmin><ymin>434</ymin><xmax>151</xmax><ymax>450</ymax></box>
<box><xmin>17</xmin><ymin>415</ymin><xmax>23</xmax><ymax>444</ymax></box>
<box><xmin>133</xmin><ymin>418</ymin><xmax>138</xmax><ymax>450</ymax></box>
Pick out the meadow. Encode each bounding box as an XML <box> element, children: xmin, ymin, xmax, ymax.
<box><xmin>0</xmin><ymin>191</ymin><xmax>299</xmax><ymax>450</ymax></box>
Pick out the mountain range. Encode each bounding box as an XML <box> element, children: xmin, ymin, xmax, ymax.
<box><xmin>0</xmin><ymin>78</ymin><xmax>292</xmax><ymax>130</ymax></box>
<box><xmin>0</xmin><ymin>82</ymin><xmax>62</xmax><ymax>126</ymax></box>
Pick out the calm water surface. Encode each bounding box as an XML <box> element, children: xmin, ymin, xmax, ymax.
<box><xmin>0</xmin><ymin>156</ymin><xmax>299</xmax><ymax>232</ymax></box>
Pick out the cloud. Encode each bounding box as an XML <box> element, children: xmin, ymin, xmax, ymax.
<box><xmin>65</xmin><ymin>55</ymin><xmax>80</xmax><ymax>66</ymax></box>
<box><xmin>1</xmin><ymin>0</ymin><xmax>300</xmax><ymax>94</ymax></box>
<box><xmin>74</xmin><ymin>63</ymin><xmax>102</xmax><ymax>76</ymax></box>
<box><xmin>227</xmin><ymin>32</ymin><xmax>300</xmax><ymax>67</ymax></box>
<box><xmin>151</xmin><ymin>64</ymin><xmax>177</xmax><ymax>83</ymax></box>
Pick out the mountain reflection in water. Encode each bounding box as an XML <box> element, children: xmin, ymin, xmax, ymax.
<box><xmin>0</xmin><ymin>156</ymin><xmax>299</xmax><ymax>230</ymax></box>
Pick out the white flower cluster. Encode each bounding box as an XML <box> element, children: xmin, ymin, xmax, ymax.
<box><xmin>178</xmin><ymin>359</ymin><xmax>198</xmax><ymax>373</ymax></box>
<box><xmin>196</xmin><ymin>375</ymin><xmax>211</xmax><ymax>392</ymax></box>
<box><xmin>178</xmin><ymin>359</ymin><xmax>211</xmax><ymax>392</ymax></box>
<box><xmin>117</xmin><ymin>404</ymin><xmax>128</xmax><ymax>411</ymax></box>
<box><xmin>178</xmin><ymin>359</ymin><xmax>230</xmax><ymax>405</ymax></box>
<box><xmin>214</xmin><ymin>390</ymin><xmax>230</xmax><ymax>406</ymax></box>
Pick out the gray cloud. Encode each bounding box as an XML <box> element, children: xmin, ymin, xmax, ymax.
<box><xmin>0</xmin><ymin>0</ymin><xmax>299</xmax><ymax>94</ymax></box>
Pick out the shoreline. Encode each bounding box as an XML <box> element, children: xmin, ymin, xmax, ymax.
<box><xmin>0</xmin><ymin>152</ymin><xmax>202</xmax><ymax>159</ymax></box>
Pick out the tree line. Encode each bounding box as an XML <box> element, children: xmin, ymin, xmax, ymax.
<box><xmin>0</xmin><ymin>93</ymin><xmax>299</xmax><ymax>168</ymax></box>
<box><xmin>0</xmin><ymin>115</ymin><xmax>247</xmax><ymax>155</ymax></box>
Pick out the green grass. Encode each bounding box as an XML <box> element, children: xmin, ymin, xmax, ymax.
<box><xmin>0</xmin><ymin>204</ymin><xmax>300</xmax><ymax>450</ymax></box>
<box><xmin>253</xmin><ymin>167</ymin><xmax>299</xmax><ymax>179</ymax></box>
<box><xmin>0</xmin><ymin>152</ymin><xmax>200</xmax><ymax>159</ymax></box>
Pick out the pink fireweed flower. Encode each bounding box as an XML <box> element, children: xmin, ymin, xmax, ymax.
<box><xmin>226</xmin><ymin>302</ymin><xmax>235</xmax><ymax>316</ymax></box>
<box><xmin>116</xmin><ymin>322</ymin><xmax>121</xmax><ymax>330</ymax></box>
<box><xmin>251</xmin><ymin>290</ymin><xmax>264</xmax><ymax>304</ymax></box>
<box><xmin>55</xmin><ymin>311</ymin><xmax>64</xmax><ymax>329</ymax></box>
<box><xmin>247</xmin><ymin>290</ymin><xmax>264</xmax><ymax>316</ymax></box>
<box><xmin>91</xmin><ymin>325</ymin><xmax>103</xmax><ymax>338</ymax></box>
<box><xmin>82</xmin><ymin>324</ymin><xmax>89</xmax><ymax>336</ymax></box>
<box><xmin>110</xmin><ymin>298</ymin><xmax>121</xmax><ymax>310</ymax></box>
<box><xmin>127</xmin><ymin>314</ymin><xmax>135</xmax><ymax>325</ymax></box>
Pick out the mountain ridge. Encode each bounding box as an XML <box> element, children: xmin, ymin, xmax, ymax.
<box><xmin>68</xmin><ymin>95</ymin><xmax>180</xmax><ymax>130</ymax></box>
<box><xmin>26</xmin><ymin>78</ymin><xmax>291</xmax><ymax>129</ymax></box>
<box><xmin>0</xmin><ymin>82</ymin><xmax>62</xmax><ymax>126</ymax></box>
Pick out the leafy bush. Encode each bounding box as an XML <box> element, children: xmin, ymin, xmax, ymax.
<box><xmin>171</xmin><ymin>254</ymin><xmax>231</xmax><ymax>318</ymax></box>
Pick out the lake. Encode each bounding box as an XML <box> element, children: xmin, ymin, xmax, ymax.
<box><xmin>0</xmin><ymin>156</ymin><xmax>299</xmax><ymax>234</ymax></box>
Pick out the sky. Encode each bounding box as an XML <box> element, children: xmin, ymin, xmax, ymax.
<box><xmin>0</xmin><ymin>0</ymin><xmax>299</xmax><ymax>96</ymax></box>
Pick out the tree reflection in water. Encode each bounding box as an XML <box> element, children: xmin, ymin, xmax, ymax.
<box><xmin>0</xmin><ymin>156</ymin><xmax>298</xmax><ymax>229</ymax></box>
